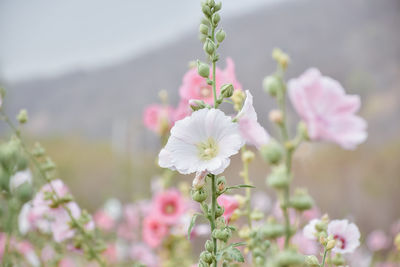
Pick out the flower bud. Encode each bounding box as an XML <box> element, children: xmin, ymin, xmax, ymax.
<box><xmin>305</xmin><ymin>255</ymin><xmax>319</xmax><ymax>266</ymax></box>
<box><xmin>238</xmin><ymin>226</ymin><xmax>250</xmax><ymax>239</ymax></box>
<box><xmin>205</xmin><ymin>240</ymin><xmax>214</xmax><ymax>252</ymax></box>
<box><xmin>193</xmin><ymin>171</ymin><xmax>207</xmax><ymax>189</ymax></box>
<box><xmin>207</xmin><ymin>0</ymin><xmax>215</xmax><ymax>7</ymax></box>
<box><xmin>259</xmin><ymin>140</ymin><xmax>283</xmax><ymax>165</ymax></box>
<box><xmin>231</xmin><ymin>90</ymin><xmax>245</xmax><ymax>111</ymax></box>
<box><xmin>216</xmin><ymin>176</ymin><xmax>226</xmax><ymax>193</ymax></box>
<box><xmin>395</xmin><ymin>233</ymin><xmax>400</xmax><ymax>251</ymax></box>
<box><xmin>200</xmin><ymin>251</ymin><xmax>213</xmax><ymax>264</ymax></box>
<box><xmin>212</xmin><ymin>13</ymin><xmax>220</xmax><ymax>25</ymax></box>
<box><xmin>269</xmin><ymin>109</ymin><xmax>283</xmax><ymax>124</ymax></box>
<box><xmin>203</xmin><ymin>39</ymin><xmax>216</xmax><ymax>55</ymax></box>
<box><xmin>216</xmin><ymin>29</ymin><xmax>226</xmax><ymax>43</ymax></box>
<box><xmin>191</xmin><ymin>188</ymin><xmax>208</xmax><ymax>202</ymax></box>
<box><xmin>297</xmin><ymin>121</ymin><xmax>309</xmax><ymax>140</ymax></box>
<box><xmin>214</xmin><ymin>2</ymin><xmax>222</xmax><ymax>12</ymax></box>
<box><xmin>15</xmin><ymin>182</ymin><xmax>33</xmax><ymax>203</ymax></box>
<box><xmin>202</xmin><ymin>4</ymin><xmax>212</xmax><ymax>16</ymax></box>
<box><xmin>198</xmin><ymin>260</ymin><xmax>208</xmax><ymax>267</ymax></box>
<box><xmin>197</xmin><ymin>60</ymin><xmax>210</xmax><ymax>78</ymax></box>
<box><xmin>199</xmin><ymin>24</ymin><xmax>209</xmax><ymax>35</ymax></box>
<box><xmin>189</xmin><ymin>99</ymin><xmax>207</xmax><ymax>111</ymax></box>
<box><xmin>262</xmin><ymin>76</ymin><xmax>280</xmax><ymax>97</ymax></box>
<box><xmin>212</xmin><ymin>229</ymin><xmax>229</xmax><ymax>242</ymax></box>
<box><xmin>289</xmin><ymin>188</ymin><xmax>314</xmax><ymax>211</ymax></box>
<box><xmin>220</xmin><ymin>83</ymin><xmax>234</xmax><ymax>98</ymax></box>
<box><xmin>254</xmin><ymin>256</ymin><xmax>264</xmax><ymax>266</ymax></box>
<box><xmin>331</xmin><ymin>254</ymin><xmax>345</xmax><ymax>265</ymax></box>
<box><xmin>250</xmin><ymin>210</ymin><xmax>264</xmax><ymax>221</ymax></box>
<box><xmin>267</xmin><ymin>165</ymin><xmax>289</xmax><ymax>189</ymax></box>
<box><xmin>215</xmin><ymin>204</ymin><xmax>224</xmax><ymax>218</ymax></box>
<box><xmin>241</xmin><ymin>150</ymin><xmax>255</xmax><ymax>163</ymax></box>
<box><xmin>275</xmin><ymin>250</ymin><xmax>304</xmax><ymax>266</ymax></box>
<box><xmin>326</xmin><ymin>239</ymin><xmax>336</xmax><ymax>250</ymax></box>
<box><xmin>260</xmin><ymin>222</ymin><xmax>285</xmax><ymax>239</ymax></box>
<box><xmin>17</xmin><ymin>109</ymin><xmax>28</xmax><ymax>124</ymax></box>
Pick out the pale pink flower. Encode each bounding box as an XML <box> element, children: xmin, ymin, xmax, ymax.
<box><xmin>327</xmin><ymin>219</ymin><xmax>360</xmax><ymax>254</ymax></box>
<box><xmin>179</xmin><ymin>58</ymin><xmax>241</xmax><ymax>105</ymax></box>
<box><xmin>173</xmin><ymin>100</ymin><xmax>192</xmax><ymax>122</ymax></box>
<box><xmin>302</xmin><ymin>207</ymin><xmax>321</xmax><ymax>222</ymax></box>
<box><xmin>290</xmin><ymin>232</ymin><xmax>319</xmax><ymax>255</ymax></box>
<box><xmin>159</xmin><ymin>108</ymin><xmax>244</xmax><ymax>175</ymax></box>
<box><xmin>217</xmin><ymin>195</ymin><xmax>239</xmax><ymax>222</ymax></box>
<box><xmin>143</xmin><ymin>104</ymin><xmax>174</xmax><ymax>135</ymax></box>
<box><xmin>142</xmin><ymin>215</ymin><xmax>168</xmax><ymax>248</ymax></box>
<box><xmin>17</xmin><ymin>241</ymin><xmax>40</xmax><ymax>267</ymax></box>
<box><xmin>303</xmin><ymin>219</ymin><xmax>321</xmax><ymax>240</ymax></box>
<box><xmin>94</xmin><ymin>210</ymin><xmax>115</xmax><ymax>232</ymax></box>
<box><xmin>41</xmin><ymin>245</ymin><xmax>56</xmax><ymax>262</ymax></box>
<box><xmin>366</xmin><ymin>230</ymin><xmax>390</xmax><ymax>252</ymax></box>
<box><xmin>288</xmin><ymin>68</ymin><xmax>367</xmax><ymax>149</ymax></box>
<box><xmin>9</xmin><ymin>169</ymin><xmax>32</xmax><ymax>192</ymax></box>
<box><xmin>59</xmin><ymin>258</ymin><xmax>76</xmax><ymax>267</ymax></box>
<box><xmin>130</xmin><ymin>243</ymin><xmax>159</xmax><ymax>267</ymax></box>
<box><xmin>153</xmin><ymin>189</ymin><xmax>186</xmax><ymax>225</ymax></box>
<box><xmin>103</xmin><ymin>243</ymin><xmax>118</xmax><ymax>264</ymax></box>
<box><xmin>32</xmin><ymin>179</ymin><xmax>70</xmax><ymax>208</ymax></box>
<box><xmin>236</xmin><ymin>90</ymin><xmax>270</xmax><ymax>148</ymax></box>
<box><xmin>117</xmin><ymin>204</ymin><xmax>140</xmax><ymax>240</ymax></box>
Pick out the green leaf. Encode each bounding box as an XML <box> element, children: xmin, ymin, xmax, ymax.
<box><xmin>222</xmin><ymin>247</ymin><xmax>245</xmax><ymax>263</ymax></box>
<box><xmin>226</xmin><ymin>184</ymin><xmax>255</xmax><ymax>191</ymax></box>
<box><xmin>187</xmin><ymin>213</ymin><xmax>202</xmax><ymax>240</ymax></box>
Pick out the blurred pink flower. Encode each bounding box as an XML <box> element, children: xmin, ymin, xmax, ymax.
<box><xmin>17</xmin><ymin>241</ymin><xmax>40</xmax><ymax>267</ymax></box>
<box><xmin>130</xmin><ymin>243</ymin><xmax>159</xmax><ymax>267</ymax></box>
<box><xmin>327</xmin><ymin>219</ymin><xmax>360</xmax><ymax>254</ymax></box>
<box><xmin>94</xmin><ymin>210</ymin><xmax>115</xmax><ymax>232</ymax></box>
<box><xmin>376</xmin><ymin>263</ymin><xmax>398</xmax><ymax>267</ymax></box>
<box><xmin>367</xmin><ymin>230</ymin><xmax>390</xmax><ymax>252</ymax></box>
<box><xmin>41</xmin><ymin>245</ymin><xmax>56</xmax><ymax>262</ymax></box>
<box><xmin>303</xmin><ymin>219</ymin><xmax>320</xmax><ymax>240</ymax></box>
<box><xmin>288</xmin><ymin>68</ymin><xmax>367</xmax><ymax>149</ymax></box>
<box><xmin>153</xmin><ymin>189</ymin><xmax>186</xmax><ymax>225</ymax></box>
<box><xmin>143</xmin><ymin>104</ymin><xmax>174</xmax><ymax>135</ymax></box>
<box><xmin>288</xmin><ymin>232</ymin><xmax>319</xmax><ymax>255</ymax></box>
<box><xmin>302</xmin><ymin>207</ymin><xmax>321</xmax><ymax>222</ymax></box>
<box><xmin>142</xmin><ymin>215</ymin><xmax>168</xmax><ymax>248</ymax></box>
<box><xmin>59</xmin><ymin>258</ymin><xmax>76</xmax><ymax>267</ymax></box>
<box><xmin>179</xmin><ymin>58</ymin><xmax>242</xmax><ymax>105</ymax></box>
<box><xmin>236</xmin><ymin>90</ymin><xmax>270</xmax><ymax>148</ymax></box>
<box><xmin>103</xmin><ymin>243</ymin><xmax>118</xmax><ymax>264</ymax></box>
<box><xmin>217</xmin><ymin>195</ymin><xmax>239</xmax><ymax>222</ymax></box>
<box><xmin>117</xmin><ymin>205</ymin><xmax>140</xmax><ymax>240</ymax></box>
<box><xmin>173</xmin><ymin>100</ymin><xmax>192</xmax><ymax>122</ymax></box>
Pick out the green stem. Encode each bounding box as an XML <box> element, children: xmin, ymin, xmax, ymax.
<box><xmin>241</xmin><ymin>149</ymin><xmax>252</xmax><ymax>228</ymax></box>
<box><xmin>211</xmin><ymin>26</ymin><xmax>218</xmax><ymax>108</ymax></box>
<box><xmin>0</xmin><ymin>110</ymin><xmax>106</xmax><ymax>266</ymax></box>
<box><xmin>320</xmin><ymin>248</ymin><xmax>328</xmax><ymax>267</ymax></box>
<box><xmin>210</xmin><ymin>174</ymin><xmax>218</xmax><ymax>267</ymax></box>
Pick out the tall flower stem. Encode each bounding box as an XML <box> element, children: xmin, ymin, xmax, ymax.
<box><xmin>0</xmin><ymin>110</ymin><xmax>106</xmax><ymax>267</ymax></box>
<box><xmin>320</xmin><ymin>248</ymin><xmax>328</xmax><ymax>267</ymax></box>
<box><xmin>210</xmin><ymin>174</ymin><xmax>218</xmax><ymax>267</ymax></box>
<box><xmin>241</xmin><ymin>148</ymin><xmax>252</xmax><ymax>228</ymax></box>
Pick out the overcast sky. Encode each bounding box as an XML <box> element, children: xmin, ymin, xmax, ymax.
<box><xmin>0</xmin><ymin>0</ymin><xmax>283</xmax><ymax>83</ymax></box>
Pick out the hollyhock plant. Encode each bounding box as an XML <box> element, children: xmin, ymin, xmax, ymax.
<box><xmin>153</xmin><ymin>189</ymin><xmax>186</xmax><ymax>225</ymax></box>
<box><xmin>288</xmin><ymin>68</ymin><xmax>367</xmax><ymax>149</ymax></box>
<box><xmin>142</xmin><ymin>215</ymin><xmax>168</xmax><ymax>248</ymax></box>
<box><xmin>217</xmin><ymin>194</ymin><xmax>239</xmax><ymax>222</ymax></box>
<box><xmin>236</xmin><ymin>90</ymin><xmax>270</xmax><ymax>148</ymax></box>
<box><xmin>159</xmin><ymin>108</ymin><xmax>244</xmax><ymax>175</ymax></box>
<box><xmin>179</xmin><ymin>58</ymin><xmax>242</xmax><ymax>105</ymax></box>
<box><xmin>327</xmin><ymin>219</ymin><xmax>361</xmax><ymax>254</ymax></box>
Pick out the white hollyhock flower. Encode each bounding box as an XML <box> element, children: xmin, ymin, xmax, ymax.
<box><xmin>327</xmin><ymin>219</ymin><xmax>360</xmax><ymax>254</ymax></box>
<box><xmin>10</xmin><ymin>169</ymin><xmax>32</xmax><ymax>192</ymax></box>
<box><xmin>303</xmin><ymin>219</ymin><xmax>321</xmax><ymax>240</ymax></box>
<box><xmin>236</xmin><ymin>90</ymin><xmax>270</xmax><ymax>148</ymax></box>
<box><xmin>159</xmin><ymin>108</ymin><xmax>244</xmax><ymax>175</ymax></box>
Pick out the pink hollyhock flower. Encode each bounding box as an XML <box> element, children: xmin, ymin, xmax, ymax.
<box><xmin>288</xmin><ymin>68</ymin><xmax>367</xmax><ymax>149</ymax></box>
<box><xmin>217</xmin><ymin>195</ymin><xmax>239</xmax><ymax>222</ymax></box>
<box><xmin>302</xmin><ymin>207</ymin><xmax>321</xmax><ymax>222</ymax></box>
<box><xmin>303</xmin><ymin>219</ymin><xmax>320</xmax><ymax>240</ymax></box>
<box><xmin>292</xmin><ymin>232</ymin><xmax>319</xmax><ymax>255</ymax></box>
<box><xmin>143</xmin><ymin>104</ymin><xmax>174</xmax><ymax>135</ymax></box>
<box><xmin>179</xmin><ymin>58</ymin><xmax>242</xmax><ymax>105</ymax></box>
<box><xmin>173</xmin><ymin>100</ymin><xmax>192</xmax><ymax>122</ymax></box>
<box><xmin>130</xmin><ymin>243</ymin><xmax>159</xmax><ymax>267</ymax></box>
<box><xmin>153</xmin><ymin>189</ymin><xmax>186</xmax><ymax>225</ymax></box>
<box><xmin>103</xmin><ymin>243</ymin><xmax>118</xmax><ymax>264</ymax></box>
<box><xmin>159</xmin><ymin>108</ymin><xmax>244</xmax><ymax>175</ymax></box>
<box><xmin>142</xmin><ymin>215</ymin><xmax>168</xmax><ymax>248</ymax></box>
<box><xmin>94</xmin><ymin>210</ymin><xmax>115</xmax><ymax>232</ymax></box>
<box><xmin>41</xmin><ymin>245</ymin><xmax>56</xmax><ymax>262</ymax></box>
<box><xmin>236</xmin><ymin>90</ymin><xmax>270</xmax><ymax>148</ymax></box>
<box><xmin>366</xmin><ymin>230</ymin><xmax>390</xmax><ymax>252</ymax></box>
<box><xmin>17</xmin><ymin>241</ymin><xmax>40</xmax><ymax>267</ymax></box>
<box><xmin>327</xmin><ymin>219</ymin><xmax>360</xmax><ymax>254</ymax></box>
<box><xmin>59</xmin><ymin>258</ymin><xmax>76</xmax><ymax>267</ymax></box>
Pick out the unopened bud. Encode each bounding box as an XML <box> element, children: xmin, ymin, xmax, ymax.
<box><xmin>158</xmin><ymin>89</ymin><xmax>168</xmax><ymax>103</ymax></box>
<box><xmin>241</xmin><ymin>150</ymin><xmax>255</xmax><ymax>163</ymax></box>
<box><xmin>266</xmin><ymin>165</ymin><xmax>289</xmax><ymax>189</ymax></box>
<box><xmin>231</xmin><ymin>90</ymin><xmax>245</xmax><ymax>111</ymax></box>
<box><xmin>203</xmin><ymin>39</ymin><xmax>216</xmax><ymax>55</ymax></box>
<box><xmin>214</xmin><ymin>2</ymin><xmax>222</xmax><ymax>12</ymax></box>
<box><xmin>17</xmin><ymin>109</ymin><xmax>28</xmax><ymax>124</ymax></box>
<box><xmin>212</xmin><ymin>13</ymin><xmax>220</xmax><ymax>25</ymax></box>
<box><xmin>205</xmin><ymin>240</ymin><xmax>214</xmax><ymax>252</ymax></box>
<box><xmin>202</xmin><ymin>4</ymin><xmax>212</xmax><ymax>16</ymax></box>
<box><xmin>216</xmin><ymin>29</ymin><xmax>226</xmax><ymax>43</ymax></box>
<box><xmin>305</xmin><ymin>255</ymin><xmax>319</xmax><ymax>266</ymax></box>
<box><xmin>326</xmin><ymin>239</ymin><xmax>336</xmax><ymax>250</ymax></box>
<box><xmin>275</xmin><ymin>250</ymin><xmax>304</xmax><ymax>266</ymax></box>
<box><xmin>200</xmin><ymin>251</ymin><xmax>213</xmax><ymax>264</ymax></box>
<box><xmin>269</xmin><ymin>109</ymin><xmax>283</xmax><ymax>124</ymax></box>
<box><xmin>199</xmin><ymin>24</ymin><xmax>209</xmax><ymax>35</ymax></box>
<box><xmin>189</xmin><ymin>99</ymin><xmax>207</xmax><ymax>111</ymax></box>
<box><xmin>290</xmin><ymin>188</ymin><xmax>314</xmax><ymax>211</ymax></box>
<box><xmin>220</xmin><ymin>83</ymin><xmax>234</xmax><ymax>98</ymax></box>
<box><xmin>260</xmin><ymin>140</ymin><xmax>283</xmax><ymax>165</ymax></box>
<box><xmin>191</xmin><ymin>188</ymin><xmax>208</xmax><ymax>202</ymax></box>
<box><xmin>262</xmin><ymin>76</ymin><xmax>280</xmax><ymax>97</ymax></box>
<box><xmin>197</xmin><ymin>60</ymin><xmax>210</xmax><ymax>78</ymax></box>
<box><xmin>193</xmin><ymin>171</ymin><xmax>207</xmax><ymax>189</ymax></box>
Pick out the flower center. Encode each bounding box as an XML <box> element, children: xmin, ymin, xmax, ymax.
<box><xmin>197</xmin><ymin>137</ymin><xmax>219</xmax><ymax>160</ymax></box>
<box><xmin>164</xmin><ymin>202</ymin><xmax>176</xmax><ymax>214</ymax></box>
<box><xmin>200</xmin><ymin>87</ymin><xmax>212</xmax><ymax>97</ymax></box>
<box><xmin>334</xmin><ymin>234</ymin><xmax>346</xmax><ymax>249</ymax></box>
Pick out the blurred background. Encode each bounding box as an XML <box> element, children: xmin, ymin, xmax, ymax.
<box><xmin>0</xmin><ymin>0</ymin><xmax>399</xmax><ymax>235</ymax></box>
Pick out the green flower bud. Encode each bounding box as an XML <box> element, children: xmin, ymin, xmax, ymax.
<box><xmin>259</xmin><ymin>140</ymin><xmax>283</xmax><ymax>165</ymax></box>
<box><xmin>266</xmin><ymin>165</ymin><xmax>289</xmax><ymax>189</ymax></box>
<box><xmin>260</xmin><ymin>223</ymin><xmax>285</xmax><ymax>239</ymax></box>
<box><xmin>216</xmin><ymin>176</ymin><xmax>226</xmax><ymax>193</ymax></box>
<box><xmin>214</xmin><ymin>2</ymin><xmax>222</xmax><ymax>12</ymax></box>
<box><xmin>17</xmin><ymin>109</ymin><xmax>28</xmax><ymax>124</ymax></box>
<box><xmin>331</xmin><ymin>254</ymin><xmax>345</xmax><ymax>266</ymax></box>
<box><xmin>255</xmin><ymin>256</ymin><xmax>264</xmax><ymax>266</ymax></box>
<box><xmin>15</xmin><ymin>182</ymin><xmax>33</xmax><ymax>203</ymax></box>
<box><xmin>297</xmin><ymin>121</ymin><xmax>309</xmax><ymax>140</ymax></box>
<box><xmin>305</xmin><ymin>255</ymin><xmax>319</xmax><ymax>266</ymax></box>
<box><xmin>199</xmin><ymin>33</ymin><xmax>207</xmax><ymax>43</ymax></box>
<box><xmin>191</xmin><ymin>188</ymin><xmax>208</xmax><ymax>202</ymax></box>
<box><xmin>289</xmin><ymin>188</ymin><xmax>314</xmax><ymax>211</ymax></box>
<box><xmin>252</xmin><ymin>247</ymin><xmax>263</xmax><ymax>258</ymax></box>
<box><xmin>216</xmin><ymin>29</ymin><xmax>226</xmax><ymax>43</ymax></box>
<box><xmin>212</xmin><ymin>13</ymin><xmax>220</xmax><ymax>25</ymax></box>
<box><xmin>220</xmin><ymin>84</ymin><xmax>234</xmax><ymax>98</ymax></box>
<box><xmin>212</xmin><ymin>229</ymin><xmax>230</xmax><ymax>242</ymax></box>
<box><xmin>262</xmin><ymin>75</ymin><xmax>281</xmax><ymax>97</ymax></box>
<box><xmin>215</xmin><ymin>204</ymin><xmax>224</xmax><ymax>218</ymax></box>
<box><xmin>198</xmin><ymin>260</ymin><xmax>209</xmax><ymax>267</ymax></box>
<box><xmin>202</xmin><ymin>4</ymin><xmax>212</xmax><ymax>16</ymax></box>
<box><xmin>197</xmin><ymin>60</ymin><xmax>210</xmax><ymax>78</ymax></box>
<box><xmin>250</xmin><ymin>210</ymin><xmax>264</xmax><ymax>221</ymax></box>
<box><xmin>275</xmin><ymin>250</ymin><xmax>304</xmax><ymax>266</ymax></box>
<box><xmin>200</xmin><ymin>251</ymin><xmax>213</xmax><ymax>264</ymax></box>
<box><xmin>203</xmin><ymin>39</ymin><xmax>216</xmax><ymax>55</ymax></box>
<box><xmin>207</xmin><ymin>0</ymin><xmax>215</xmax><ymax>7</ymax></box>
<box><xmin>199</xmin><ymin>24</ymin><xmax>209</xmax><ymax>35</ymax></box>
<box><xmin>205</xmin><ymin>240</ymin><xmax>214</xmax><ymax>253</ymax></box>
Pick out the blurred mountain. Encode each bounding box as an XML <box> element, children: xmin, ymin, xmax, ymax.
<box><xmin>3</xmin><ymin>0</ymin><xmax>400</xmax><ymax>149</ymax></box>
